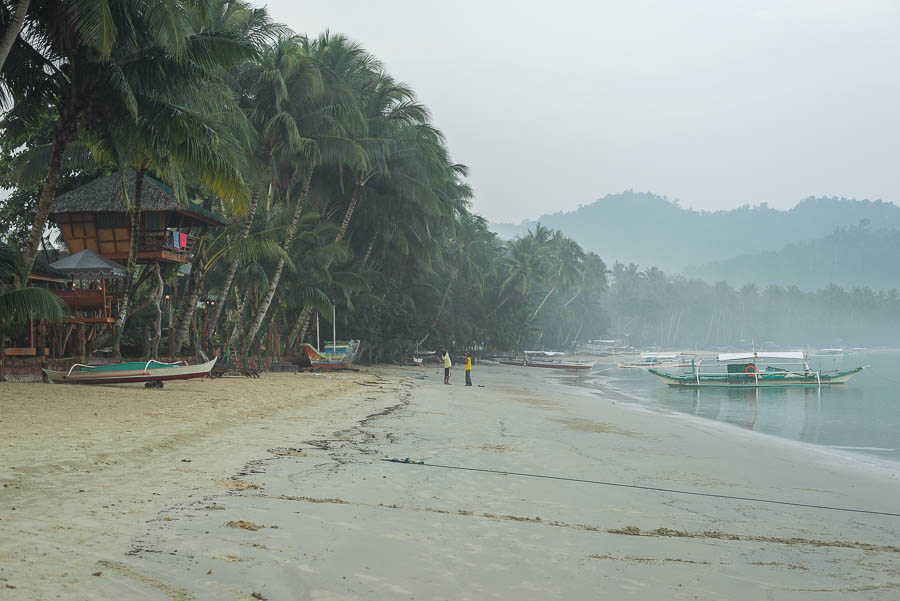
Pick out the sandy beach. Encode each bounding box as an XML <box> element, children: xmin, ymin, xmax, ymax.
<box><xmin>2</xmin><ymin>364</ymin><xmax>899</xmax><ymax>600</ymax></box>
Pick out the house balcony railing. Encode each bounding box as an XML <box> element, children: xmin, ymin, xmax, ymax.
<box><xmin>135</xmin><ymin>230</ymin><xmax>198</xmax><ymax>263</ymax></box>
<box><xmin>52</xmin><ymin>289</ymin><xmax>124</xmax><ymax>322</ymax></box>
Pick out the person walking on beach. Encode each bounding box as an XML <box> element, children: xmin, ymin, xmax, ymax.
<box><xmin>464</xmin><ymin>352</ymin><xmax>472</xmax><ymax>386</ymax></box>
<box><xmin>442</xmin><ymin>347</ymin><xmax>452</xmax><ymax>385</ymax></box>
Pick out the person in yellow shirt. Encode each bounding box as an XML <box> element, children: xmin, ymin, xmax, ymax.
<box><xmin>442</xmin><ymin>347</ymin><xmax>452</xmax><ymax>385</ymax></box>
<box><xmin>464</xmin><ymin>352</ymin><xmax>472</xmax><ymax>386</ymax></box>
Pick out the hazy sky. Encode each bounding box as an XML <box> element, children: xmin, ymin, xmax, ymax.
<box><xmin>265</xmin><ymin>0</ymin><xmax>900</xmax><ymax>223</ymax></box>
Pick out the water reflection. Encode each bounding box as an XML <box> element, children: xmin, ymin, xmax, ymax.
<box><xmin>562</xmin><ymin>351</ymin><xmax>899</xmax><ymax>462</ymax></box>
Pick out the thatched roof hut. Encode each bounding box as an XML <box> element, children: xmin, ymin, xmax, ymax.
<box><xmin>51</xmin><ymin>171</ymin><xmax>226</xmax><ymax>264</ymax></box>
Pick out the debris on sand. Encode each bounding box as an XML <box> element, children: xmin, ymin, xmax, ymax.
<box><xmin>226</xmin><ymin>520</ymin><xmax>265</xmax><ymax>531</ymax></box>
<box><xmin>214</xmin><ymin>480</ymin><xmax>261</xmax><ymax>491</ymax></box>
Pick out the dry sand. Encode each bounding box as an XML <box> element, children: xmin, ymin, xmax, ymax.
<box><xmin>0</xmin><ymin>370</ymin><xmax>408</xmax><ymax>599</ymax></box>
<box><xmin>2</xmin><ymin>364</ymin><xmax>900</xmax><ymax>600</ymax></box>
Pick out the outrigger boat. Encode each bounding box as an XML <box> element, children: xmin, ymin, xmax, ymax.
<box><xmin>499</xmin><ymin>350</ymin><xmax>595</xmax><ymax>370</ymax></box>
<box><xmin>648</xmin><ymin>351</ymin><xmax>865</xmax><ymax>388</ymax></box>
<box><xmin>300</xmin><ymin>340</ymin><xmax>359</xmax><ymax>370</ymax></box>
<box><xmin>301</xmin><ymin>304</ymin><xmax>358</xmax><ymax>370</ymax></box>
<box><xmin>616</xmin><ymin>352</ymin><xmax>691</xmax><ymax>369</ymax></box>
<box><xmin>44</xmin><ymin>358</ymin><xmax>217</xmax><ymax>385</ymax></box>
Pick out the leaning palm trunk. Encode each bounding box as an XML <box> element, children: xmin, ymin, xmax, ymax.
<box><xmin>562</xmin><ymin>288</ymin><xmax>582</xmax><ymax>309</ymax></box>
<box><xmin>360</xmin><ymin>235</ymin><xmax>376</xmax><ymax>268</ymax></box>
<box><xmin>335</xmin><ymin>182</ymin><xmax>362</xmax><ymax>243</ymax></box>
<box><xmin>151</xmin><ymin>263</ymin><xmax>163</xmax><ymax>358</ymax></box>
<box><xmin>291</xmin><ymin>180</ymin><xmax>362</xmax><ymax>346</ymax></box>
<box><xmin>113</xmin><ymin>165</ymin><xmax>147</xmax><ymax>357</ymax></box>
<box><xmin>226</xmin><ymin>287</ymin><xmax>251</xmax><ymax>353</ymax></box>
<box><xmin>209</xmin><ymin>190</ymin><xmax>259</xmax><ymax>336</ymax></box>
<box><xmin>528</xmin><ymin>285</ymin><xmax>557</xmax><ymax>323</ymax></box>
<box><xmin>417</xmin><ymin>277</ymin><xmax>454</xmax><ymax>347</ymax></box>
<box><xmin>242</xmin><ymin>166</ymin><xmax>314</xmax><ymax>355</ymax></box>
<box><xmin>288</xmin><ymin>305</ymin><xmax>313</xmax><ymax>350</ymax></box>
<box><xmin>0</xmin><ymin>0</ymin><xmax>30</xmax><ymax>72</ymax></box>
<box><xmin>172</xmin><ymin>240</ymin><xmax>207</xmax><ymax>353</ymax></box>
<box><xmin>21</xmin><ymin>102</ymin><xmax>81</xmax><ymax>277</ymax></box>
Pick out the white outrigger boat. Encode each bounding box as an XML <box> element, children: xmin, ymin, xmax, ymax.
<box><xmin>648</xmin><ymin>351</ymin><xmax>865</xmax><ymax>388</ymax></box>
<box><xmin>616</xmin><ymin>352</ymin><xmax>691</xmax><ymax>369</ymax></box>
<box><xmin>499</xmin><ymin>350</ymin><xmax>595</xmax><ymax>370</ymax></box>
<box><xmin>44</xmin><ymin>358</ymin><xmax>218</xmax><ymax>385</ymax></box>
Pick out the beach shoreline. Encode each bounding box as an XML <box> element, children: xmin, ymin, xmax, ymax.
<box><xmin>2</xmin><ymin>364</ymin><xmax>899</xmax><ymax>599</ymax></box>
<box><xmin>557</xmin><ymin>368</ymin><xmax>900</xmax><ymax>475</ymax></box>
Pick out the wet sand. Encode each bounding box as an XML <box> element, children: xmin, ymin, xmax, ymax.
<box><xmin>2</xmin><ymin>364</ymin><xmax>900</xmax><ymax>599</ymax></box>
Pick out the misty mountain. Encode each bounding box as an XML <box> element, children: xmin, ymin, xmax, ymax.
<box><xmin>489</xmin><ymin>192</ymin><xmax>900</xmax><ymax>273</ymax></box>
<box><xmin>690</xmin><ymin>224</ymin><xmax>900</xmax><ymax>291</ymax></box>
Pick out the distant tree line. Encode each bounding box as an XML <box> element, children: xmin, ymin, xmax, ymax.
<box><xmin>606</xmin><ymin>263</ymin><xmax>900</xmax><ymax>348</ymax></box>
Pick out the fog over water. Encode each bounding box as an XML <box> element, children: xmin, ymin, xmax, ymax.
<box><xmin>565</xmin><ymin>350</ymin><xmax>900</xmax><ymax>462</ymax></box>
<box><xmin>266</xmin><ymin>0</ymin><xmax>900</xmax><ymax>222</ymax></box>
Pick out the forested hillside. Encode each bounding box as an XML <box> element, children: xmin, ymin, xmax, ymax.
<box><xmin>491</xmin><ymin>192</ymin><xmax>900</xmax><ymax>273</ymax></box>
<box><xmin>691</xmin><ymin>224</ymin><xmax>900</xmax><ymax>290</ymax></box>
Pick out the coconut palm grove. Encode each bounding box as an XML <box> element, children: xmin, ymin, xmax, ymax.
<box><xmin>4</xmin><ymin>0</ymin><xmax>898</xmax><ymax>375</ymax></box>
<box><xmin>0</xmin><ymin>0</ymin><xmax>611</xmax><ymax>369</ymax></box>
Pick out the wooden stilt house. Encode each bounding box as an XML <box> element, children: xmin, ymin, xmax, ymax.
<box><xmin>34</xmin><ymin>171</ymin><xmax>226</xmax><ymax>357</ymax></box>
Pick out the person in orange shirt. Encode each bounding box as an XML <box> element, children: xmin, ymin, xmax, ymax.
<box><xmin>464</xmin><ymin>352</ymin><xmax>472</xmax><ymax>386</ymax></box>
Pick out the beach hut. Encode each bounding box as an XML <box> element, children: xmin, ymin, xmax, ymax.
<box><xmin>50</xmin><ymin>170</ymin><xmax>226</xmax><ymax>264</ymax></box>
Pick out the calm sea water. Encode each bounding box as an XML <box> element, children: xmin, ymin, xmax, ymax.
<box><xmin>562</xmin><ymin>350</ymin><xmax>900</xmax><ymax>462</ymax></box>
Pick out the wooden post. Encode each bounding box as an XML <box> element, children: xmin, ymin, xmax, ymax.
<box><xmin>167</xmin><ymin>294</ymin><xmax>174</xmax><ymax>360</ymax></box>
<box><xmin>1</xmin><ymin>334</ymin><xmax>6</xmax><ymax>382</ymax></box>
<box><xmin>202</xmin><ymin>305</ymin><xmax>209</xmax><ymax>356</ymax></box>
<box><xmin>274</xmin><ymin>320</ymin><xmax>280</xmax><ymax>363</ymax></box>
<box><xmin>38</xmin><ymin>321</ymin><xmax>47</xmax><ymax>383</ymax></box>
<box><xmin>79</xmin><ymin>323</ymin><xmax>86</xmax><ymax>363</ymax></box>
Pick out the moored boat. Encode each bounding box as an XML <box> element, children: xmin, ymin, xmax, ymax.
<box><xmin>44</xmin><ymin>358</ymin><xmax>217</xmax><ymax>385</ymax></box>
<box><xmin>300</xmin><ymin>340</ymin><xmax>359</xmax><ymax>370</ymax></box>
<box><xmin>648</xmin><ymin>350</ymin><xmax>865</xmax><ymax>388</ymax></box>
<box><xmin>500</xmin><ymin>351</ymin><xmax>595</xmax><ymax>370</ymax></box>
<box><xmin>616</xmin><ymin>352</ymin><xmax>691</xmax><ymax>369</ymax></box>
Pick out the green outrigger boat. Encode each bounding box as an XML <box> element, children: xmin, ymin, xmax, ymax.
<box><xmin>649</xmin><ymin>351</ymin><xmax>866</xmax><ymax>388</ymax></box>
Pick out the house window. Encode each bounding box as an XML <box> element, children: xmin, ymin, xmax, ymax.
<box><xmin>96</xmin><ymin>213</ymin><xmax>125</xmax><ymax>228</ymax></box>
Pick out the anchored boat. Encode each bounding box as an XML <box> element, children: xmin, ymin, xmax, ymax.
<box><xmin>500</xmin><ymin>350</ymin><xmax>595</xmax><ymax>370</ymax></box>
<box><xmin>44</xmin><ymin>358</ymin><xmax>217</xmax><ymax>385</ymax></box>
<box><xmin>648</xmin><ymin>351</ymin><xmax>865</xmax><ymax>388</ymax></box>
<box><xmin>616</xmin><ymin>352</ymin><xmax>691</xmax><ymax>369</ymax></box>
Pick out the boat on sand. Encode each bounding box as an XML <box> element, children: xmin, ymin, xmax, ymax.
<box><xmin>649</xmin><ymin>351</ymin><xmax>865</xmax><ymax>388</ymax></box>
<box><xmin>301</xmin><ymin>340</ymin><xmax>358</xmax><ymax>370</ymax></box>
<box><xmin>44</xmin><ymin>358</ymin><xmax>217</xmax><ymax>385</ymax></box>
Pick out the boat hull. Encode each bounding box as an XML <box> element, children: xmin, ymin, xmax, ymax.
<box><xmin>616</xmin><ymin>361</ymin><xmax>692</xmax><ymax>369</ymax></box>
<box><xmin>498</xmin><ymin>359</ymin><xmax>594</xmax><ymax>370</ymax></box>
<box><xmin>44</xmin><ymin>358</ymin><xmax>218</xmax><ymax>384</ymax></box>
<box><xmin>648</xmin><ymin>367</ymin><xmax>865</xmax><ymax>388</ymax></box>
<box><xmin>301</xmin><ymin>343</ymin><xmax>355</xmax><ymax>370</ymax></box>
<box><xmin>526</xmin><ymin>361</ymin><xmax>595</xmax><ymax>370</ymax></box>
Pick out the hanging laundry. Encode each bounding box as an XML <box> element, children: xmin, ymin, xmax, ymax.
<box><xmin>171</xmin><ymin>231</ymin><xmax>180</xmax><ymax>248</ymax></box>
<box><xmin>179</xmin><ymin>232</ymin><xmax>188</xmax><ymax>248</ymax></box>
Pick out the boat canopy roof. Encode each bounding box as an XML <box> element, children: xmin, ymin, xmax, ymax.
<box><xmin>525</xmin><ymin>350</ymin><xmax>566</xmax><ymax>356</ymax></box>
<box><xmin>640</xmin><ymin>352</ymin><xmax>680</xmax><ymax>359</ymax></box>
<box><xmin>718</xmin><ymin>351</ymin><xmax>805</xmax><ymax>362</ymax></box>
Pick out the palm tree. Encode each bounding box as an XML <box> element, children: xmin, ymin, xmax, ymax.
<box><xmin>528</xmin><ymin>233</ymin><xmax>585</xmax><ymax>322</ymax></box>
<box><xmin>0</xmin><ymin>243</ymin><xmax>67</xmax><ymax>323</ymax></box>
<box><xmin>239</xmin><ymin>34</ymin><xmax>368</xmax><ymax>356</ymax></box>
<box><xmin>7</xmin><ymin>0</ymin><xmax>233</xmax><ymax>277</ymax></box>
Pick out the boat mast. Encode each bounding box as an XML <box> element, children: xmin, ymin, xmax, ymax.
<box><xmin>316</xmin><ymin>311</ymin><xmax>320</xmax><ymax>351</ymax></box>
<box><xmin>333</xmin><ymin>302</ymin><xmax>336</xmax><ymax>350</ymax></box>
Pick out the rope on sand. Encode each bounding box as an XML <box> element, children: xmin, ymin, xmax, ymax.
<box><xmin>382</xmin><ymin>458</ymin><xmax>900</xmax><ymax>518</ymax></box>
